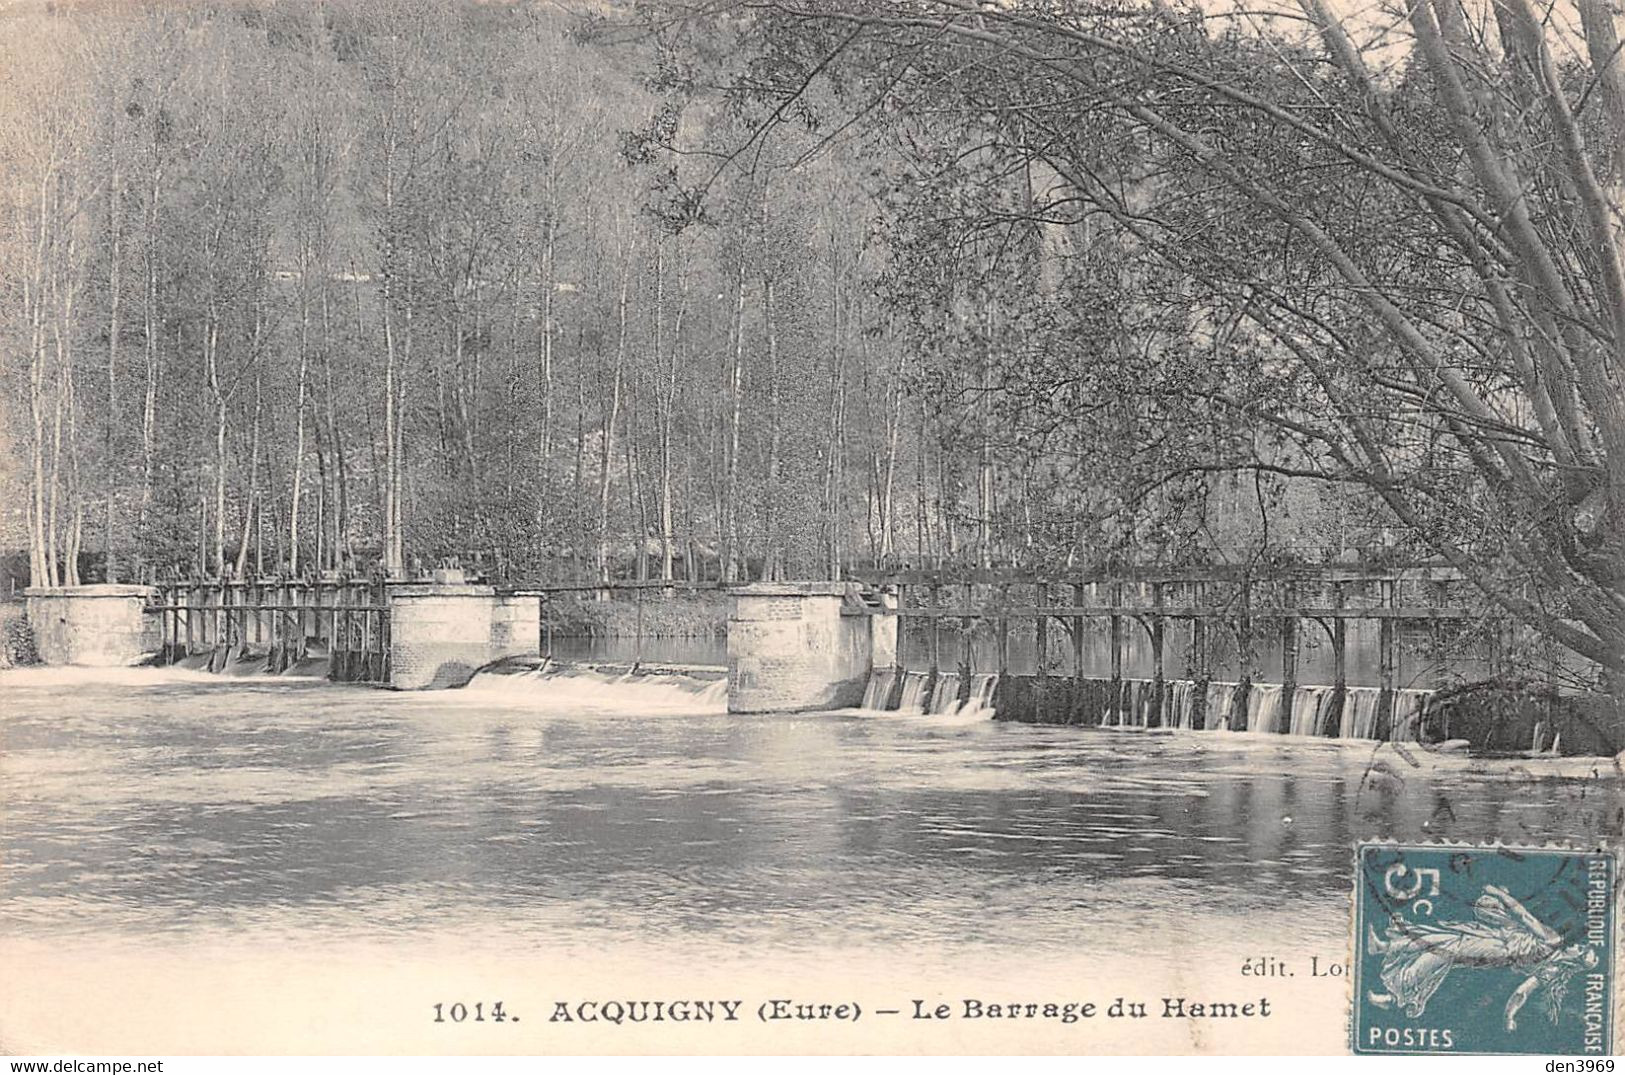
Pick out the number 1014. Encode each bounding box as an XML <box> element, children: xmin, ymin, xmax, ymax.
<box><xmin>432</xmin><ymin>1001</ymin><xmax>510</xmax><ymax>1023</ymax></box>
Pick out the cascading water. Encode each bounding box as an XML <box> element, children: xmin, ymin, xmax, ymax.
<box><xmin>1287</xmin><ymin>686</ymin><xmax>1338</xmax><ymax>736</ymax></box>
<box><xmin>1342</xmin><ymin>686</ymin><xmax>1382</xmax><ymax>739</ymax></box>
<box><xmin>896</xmin><ymin>671</ymin><xmax>931</xmax><ymax>714</ymax></box>
<box><xmin>1390</xmin><ymin>688</ymin><xmax>1431</xmax><ymax>743</ymax></box>
<box><xmin>1168</xmin><ymin>680</ymin><xmax>1197</xmax><ymax>730</ymax></box>
<box><xmin>1205</xmin><ymin>681</ymin><xmax>1238</xmax><ymax>731</ymax></box>
<box><xmin>1247</xmin><ymin>683</ymin><xmax>1284</xmax><ymax>735</ymax></box>
<box><xmin>463</xmin><ymin>659</ymin><xmax>729</xmax><ymax>712</ymax></box>
<box><xmin>1131</xmin><ymin>685</ymin><xmax>1157</xmax><ymax>727</ymax></box>
<box><xmin>1115</xmin><ymin>679</ymin><xmax>1157</xmax><ymax>728</ymax></box>
<box><xmin>959</xmin><ymin>673</ymin><xmax>999</xmax><ymax>718</ymax></box>
<box><xmin>928</xmin><ymin>672</ymin><xmax>962</xmax><ymax>715</ymax></box>
<box><xmin>171</xmin><ymin>646</ymin><xmax>329</xmax><ymax>678</ymax></box>
<box><xmin>861</xmin><ymin>668</ymin><xmax>898</xmax><ymax>710</ymax></box>
<box><xmin>1315</xmin><ymin>691</ymin><xmax>1336</xmax><ymax>737</ymax></box>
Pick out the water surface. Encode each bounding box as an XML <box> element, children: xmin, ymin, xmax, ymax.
<box><xmin>2</xmin><ymin>668</ymin><xmax>1617</xmax><ymax>1052</ymax></box>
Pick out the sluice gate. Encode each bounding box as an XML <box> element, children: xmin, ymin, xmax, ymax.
<box><xmin>151</xmin><ymin>578</ymin><xmax>391</xmax><ymax>682</ymax></box>
<box><xmin>850</xmin><ymin>565</ymin><xmax>1499</xmax><ymax>739</ymax></box>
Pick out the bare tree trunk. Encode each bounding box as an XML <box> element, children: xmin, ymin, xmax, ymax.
<box><xmin>537</xmin><ymin>186</ymin><xmax>557</xmax><ymax>509</ymax></box>
<box><xmin>762</xmin><ymin>275</ymin><xmax>782</xmax><ymax>580</ymax></box>
<box><xmin>915</xmin><ymin>399</ymin><xmax>928</xmax><ymax>562</ymax></box>
<box><xmin>723</xmin><ymin>257</ymin><xmax>746</xmax><ymax>583</ymax></box>
<box><xmin>26</xmin><ymin>166</ymin><xmax>53</xmax><ymax>587</ymax></box>
<box><xmin>104</xmin><ymin>153</ymin><xmax>123</xmax><ymax>583</ymax></box>
<box><xmin>208</xmin><ymin>310</ymin><xmax>226</xmax><ymax>578</ymax></box>
<box><xmin>821</xmin><ymin>237</ymin><xmax>846</xmax><ymax>579</ymax></box>
<box><xmin>977</xmin><ymin>296</ymin><xmax>994</xmax><ymax>569</ymax></box>
<box><xmin>321</xmin><ymin>282</ymin><xmax>350</xmax><ymax>570</ymax></box>
<box><xmin>236</xmin><ymin>362</ymin><xmax>263</xmax><ymax>577</ymax></box>
<box><xmin>289</xmin><ymin>259</ymin><xmax>311</xmax><ymax>575</ymax></box>
<box><xmin>394</xmin><ymin>278</ymin><xmax>411</xmax><ymax>571</ymax></box>
<box><xmin>137</xmin><ymin>159</ymin><xmax>161</xmax><ymax>581</ymax></box>
<box><xmin>50</xmin><ymin>211</ymin><xmax>83</xmax><ymax>586</ymax></box>
<box><xmin>596</xmin><ymin>236</ymin><xmax>635</xmax><ymax>587</ymax></box>
<box><xmin>573</xmin><ymin>325</ymin><xmax>587</xmax><ymax>580</ymax></box>
<box><xmin>880</xmin><ymin>334</ymin><xmax>905</xmax><ymax>564</ymax></box>
<box><xmin>658</xmin><ymin>243</ymin><xmax>686</xmax><ymax>589</ymax></box>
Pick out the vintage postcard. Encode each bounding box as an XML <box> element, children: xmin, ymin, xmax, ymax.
<box><xmin>2</xmin><ymin>0</ymin><xmax>1623</xmax><ymax>1059</ymax></box>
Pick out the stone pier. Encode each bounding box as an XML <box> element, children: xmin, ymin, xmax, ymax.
<box><xmin>727</xmin><ymin>582</ymin><xmax>886</xmax><ymax>713</ymax></box>
<box><xmin>386</xmin><ymin>583</ymin><xmax>539</xmax><ymax>689</ymax></box>
<box><xmin>24</xmin><ymin>585</ymin><xmax>159</xmax><ymax>666</ymax></box>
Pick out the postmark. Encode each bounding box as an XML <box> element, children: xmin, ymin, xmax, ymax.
<box><xmin>1352</xmin><ymin>842</ymin><xmax>1617</xmax><ymax>1055</ymax></box>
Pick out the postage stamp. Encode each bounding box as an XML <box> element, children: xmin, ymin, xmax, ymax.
<box><xmin>1353</xmin><ymin>842</ymin><xmax>1617</xmax><ymax>1056</ymax></box>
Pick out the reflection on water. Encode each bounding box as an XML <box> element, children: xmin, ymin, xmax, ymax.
<box><xmin>542</xmin><ymin>635</ymin><xmax>728</xmax><ymax>667</ymax></box>
<box><xmin>1</xmin><ymin>670</ymin><xmax>1616</xmax><ymax>962</ymax></box>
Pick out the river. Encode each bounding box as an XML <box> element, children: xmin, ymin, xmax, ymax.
<box><xmin>1</xmin><ymin>667</ymin><xmax>1617</xmax><ymax>1053</ymax></box>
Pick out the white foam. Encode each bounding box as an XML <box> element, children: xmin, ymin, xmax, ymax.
<box><xmin>0</xmin><ymin>665</ymin><xmax>222</xmax><ymax>689</ymax></box>
<box><xmin>461</xmin><ymin>665</ymin><xmax>729</xmax><ymax>714</ymax></box>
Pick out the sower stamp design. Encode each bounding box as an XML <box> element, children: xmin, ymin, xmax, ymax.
<box><xmin>1353</xmin><ymin>842</ymin><xmax>1616</xmax><ymax>1056</ymax></box>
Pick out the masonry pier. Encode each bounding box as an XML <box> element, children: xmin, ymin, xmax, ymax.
<box><xmin>24</xmin><ymin>584</ymin><xmax>160</xmax><ymax>666</ymax></box>
<box><xmin>726</xmin><ymin>582</ymin><xmax>894</xmax><ymax>713</ymax></box>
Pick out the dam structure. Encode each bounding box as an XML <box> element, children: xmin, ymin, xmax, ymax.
<box><xmin>18</xmin><ymin>561</ymin><xmax>1602</xmax><ymax>751</ymax></box>
<box><xmin>844</xmin><ymin>564</ymin><xmax>1560</xmax><ymax>747</ymax></box>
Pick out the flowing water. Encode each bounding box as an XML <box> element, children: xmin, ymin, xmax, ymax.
<box><xmin>896</xmin><ymin>670</ymin><xmax>930</xmax><ymax>713</ymax></box>
<box><xmin>927</xmin><ymin>672</ymin><xmax>961</xmax><ymax>715</ymax></box>
<box><xmin>2</xmin><ymin>667</ymin><xmax>1618</xmax><ymax>1053</ymax></box>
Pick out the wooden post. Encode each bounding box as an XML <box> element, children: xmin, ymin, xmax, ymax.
<box><xmin>1280</xmin><ymin>582</ymin><xmax>1298</xmax><ymax>735</ymax></box>
<box><xmin>1071</xmin><ymin>582</ymin><xmax>1084</xmax><ymax>681</ymax></box>
<box><xmin>1429</xmin><ymin>579</ymin><xmax>1447</xmax><ymax>687</ymax></box>
<box><xmin>929</xmin><ymin>581</ymin><xmax>942</xmax><ymax>677</ymax></box>
<box><xmin>1238</xmin><ymin>573</ymin><xmax>1255</xmax><ymax>695</ymax></box>
<box><xmin>1330</xmin><ymin>581</ymin><xmax>1348</xmax><ymax>737</ymax></box>
<box><xmin>334</xmin><ymin>598</ymin><xmax>346</xmax><ymax>682</ymax></box>
<box><xmin>960</xmin><ymin>581</ymin><xmax>973</xmax><ymax>690</ymax></box>
<box><xmin>895</xmin><ymin>583</ymin><xmax>906</xmax><ymax>677</ymax></box>
<box><xmin>1036</xmin><ymin>581</ymin><xmax>1048</xmax><ymax>720</ymax></box>
<box><xmin>1151</xmin><ymin>581</ymin><xmax>1165</xmax><ymax>727</ymax></box>
<box><xmin>1333</xmin><ymin>582</ymin><xmax>1347</xmax><ymax>690</ymax></box>
<box><xmin>1379</xmin><ymin>577</ymin><xmax>1397</xmax><ymax>738</ymax></box>
<box><xmin>1070</xmin><ymin>581</ymin><xmax>1085</xmax><ymax>725</ymax></box>
<box><xmin>635</xmin><ymin>586</ymin><xmax>645</xmax><ymax>666</ymax></box>
<box><xmin>544</xmin><ymin>592</ymin><xmax>554</xmax><ymax>658</ymax></box>
<box><xmin>1109</xmin><ymin>580</ymin><xmax>1123</xmax><ymax>725</ymax></box>
<box><xmin>1191</xmin><ymin>581</ymin><xmax>1208</xmax><ymax>729</ymax></box>
<box><xmin>996</xmin><ymin>583</ymin><xmax>1010</xmax><ymax>676</ymax></box>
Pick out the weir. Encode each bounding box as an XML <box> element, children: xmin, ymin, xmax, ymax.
<box><xmin>19</xmin><ymin>564</ymin><xmax>1596</xmax><ymax>751</ymax></box>
<box><xmin>464</xmin><ymin>656</ymin><xmax>729</xmax><ymax>711</ymax></box>
<box><xmin>854</xmin><ymin>666</ymin><xmax>1434</xmax><ymax>741</ymax></box>
<box><xmin>848</xmin><ymin>564</ymin><xmax>1488</xmax><ymax>736</ymax></box>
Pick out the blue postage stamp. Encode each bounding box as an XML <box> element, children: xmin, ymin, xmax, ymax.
<box><xmin>1353</xmin><ymin>842</ymin><xmax>1617</xmax><ymax>1055</ymax></box>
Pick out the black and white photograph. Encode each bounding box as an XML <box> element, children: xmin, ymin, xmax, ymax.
<box><xmin>0</xmin><ymin>0</ymin><xmax>1621</xmax><ymax>1058</ymax></box>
